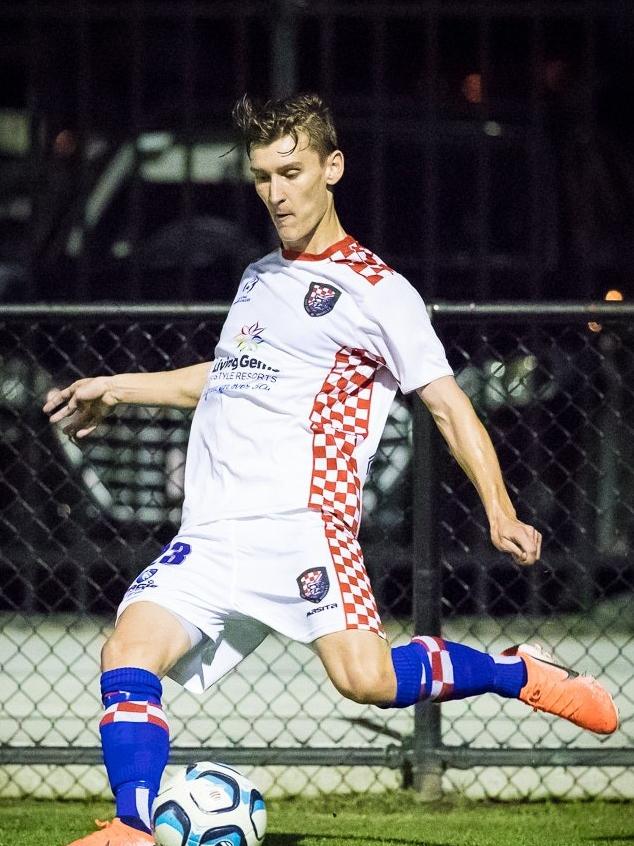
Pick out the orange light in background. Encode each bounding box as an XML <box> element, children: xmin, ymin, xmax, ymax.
<box><xmin>53</xmin><ymin>129</ymin><xmax>77</xmax><ymax>157</ymax></box>
<box><xmin>462</xmin><ymin>73</ymin><xmax>483</xmax><ymax>105</ymax></box>
<box><xmin>588</xmin><ymin>289</ymin><xmax>624</xmax><ymax>333</ymax></box>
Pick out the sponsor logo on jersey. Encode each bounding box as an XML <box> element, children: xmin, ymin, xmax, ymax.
<box><xmin>304</xmin><ymin>282</ymin><xmax>341</xmax><ymax>317</ymax></box>
<box><xmin>297</xmin><ymin>567</ymin><xmax>330</xmax><ymax>603</ymax></box>
<box><xmin>234</xmin><ymin>275</ymin><xmax>261</xmax><ymax>304</ymax></box>
<box><xmin>234</xmin><ymin>321</ymin><xmax>266</xmax><ymax>352</ymax></box>
<box><xmin>209</xmin><ymin>355</ymin><xmax>279</xmax><ymax>376</ymax></box>
<box><xmin>203</xmin><ymin>346</ymin><xmax>280</xmax><ymax>398</ymax></box>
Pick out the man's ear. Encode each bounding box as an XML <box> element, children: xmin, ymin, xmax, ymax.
<box><xmin>325</xmin><ymin>150</ymin><xmax>344</xmax><ymax>186</ymax></box>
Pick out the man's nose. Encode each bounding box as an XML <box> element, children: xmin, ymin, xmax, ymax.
<box><xmin>269</xmin><ymin>175</ymin><xmax>284</xmax><ymax>205</ymax></box>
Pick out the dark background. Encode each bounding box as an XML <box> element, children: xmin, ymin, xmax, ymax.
<box><xmin>0</xmin><ymin>6</ymin><xmax>632</xmax><ymax>789</ymax></box>
<box><xmin>1</xmin><ymin>0</ymin><xmax>633</xmax><ymax>305</ymax></box>
<box><xmin>0</xmin><ymin>4</ymin><xmax>632</xmax><ymax>644</ymax></box>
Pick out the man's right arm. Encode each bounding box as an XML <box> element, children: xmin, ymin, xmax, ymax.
<box><xmin>43</xmin><ymin>361</ymin><xmax>211</xmax><ymax>439</ymax></box>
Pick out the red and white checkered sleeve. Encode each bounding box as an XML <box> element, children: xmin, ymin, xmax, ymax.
<box><xmin>361</xmin><ymin>273</ymin><xmax>453</xmax><ymax>394</ymax></box>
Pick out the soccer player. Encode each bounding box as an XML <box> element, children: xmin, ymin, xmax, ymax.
<box><xmin>44</xmin><ymin>93</ymin><xmax>619</xmax><ymax>846</ymax></box>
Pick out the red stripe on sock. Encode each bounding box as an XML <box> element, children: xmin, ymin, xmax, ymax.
<box><xmin>431</xmin><ymin>651</ymin><xmax>443</xmax><ymax>681</ymax></box>
<box><xmin>148</xmin><ymin>714</ymin><xmax>169</xmax><ymax>732</ymax></box>
<box><xmin>439</xmin><ymin>682</ymin><xmax>454</xmax><ymax>699</ymax></box>
<box><xmin>115</xmin><ymin>701</ymin><xmax>148</xmax><ymax>713</ymax></box>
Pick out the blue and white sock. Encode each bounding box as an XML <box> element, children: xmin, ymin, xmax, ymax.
<box><xmin>100</xmin><ymin>667</ymin><xmax>169</xmax><ymax>834</ymax></box>
<box><xmin>390</xmin><ymin>636</ymin><xmax>527</xmax><ymax>707</ymax></box>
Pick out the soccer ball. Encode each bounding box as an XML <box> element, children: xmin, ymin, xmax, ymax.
<box><xmin>151</xmin><ymin>761</ymin><xmax>267</xmax><ymax>846</ymax></box>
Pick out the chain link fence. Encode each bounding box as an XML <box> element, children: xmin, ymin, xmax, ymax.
<box><xmin>0</xmin><ymin>303</ymin><xmax>633</xmax><ymax>800</ymax></box>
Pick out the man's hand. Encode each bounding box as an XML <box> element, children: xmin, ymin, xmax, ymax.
<box><xmin>43</xmin><ymin>376</ymin><xmax>118</xmax><ymax>439</ymax></box>
<box><xmin>490</xmin><ymin>513</ymin><xmax>542</xmax><ymax>566</ymax></box>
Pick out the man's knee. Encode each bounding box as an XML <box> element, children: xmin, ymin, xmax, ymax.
<box><xmin>101</xmin><ymin>602</ymin><xmax>193</xmax><ymax>677</ymax></box>
<box><xmin>329</xmin><ymin>664</ymin><xmax>394</xmax><ymax>705</ymax></box>
<box><xmin>100</xmin><ymin>629</ymin><xmax>161</xmax><ymax>674</ymax></box>
<box><xmin>315</xmin><ymin>629</ymin><xmax>397</xmax><ymax>705</ymax></box>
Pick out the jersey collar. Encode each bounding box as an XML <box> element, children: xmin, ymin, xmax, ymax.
<box><xmin>281</xmin><ymin>234</ymin><xmax>355</xmax><ymax>262</ymax></box>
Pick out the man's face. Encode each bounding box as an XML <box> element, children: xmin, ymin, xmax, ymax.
<box><xmin>249</xmin><ymin>132</ymin><xmax>342</xmax><ymax>250</ymax></box>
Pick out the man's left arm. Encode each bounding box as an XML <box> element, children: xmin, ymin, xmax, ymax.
<box><xmin>417</xmin><ymin>375</ymin><xmax>542</xmax><ymax>566</ymax></box>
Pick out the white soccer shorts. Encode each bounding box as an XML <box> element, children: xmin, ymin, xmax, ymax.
<box><xmin>116</xmin><ymin>509</ymin><xmax>384</xmax><ymax>692</ymax></box>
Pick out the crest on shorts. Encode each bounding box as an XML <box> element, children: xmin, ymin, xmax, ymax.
<box><xmin>297</xmin><ymin>567</ymin><xmax>330</xmax><ymax>603</ymax></box>
<box><xmin>304</xmin><ymin>282</ymin><xmax>341</xmax><ymax>317</ymax></box>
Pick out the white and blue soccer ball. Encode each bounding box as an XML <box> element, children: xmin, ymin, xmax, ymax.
<box><xmin>151</xmin><ymin>761</ymin><xmax>267</xmax><ymax>846</ymax></box>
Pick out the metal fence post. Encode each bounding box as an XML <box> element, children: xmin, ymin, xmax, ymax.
<box><xmin>411</xmin><ymin>390</ymin><xmax>443</xmax><ymax>799</ymax></box>
<box><xmin>271</xmin><ymin>0</ymin><xmax>298</xmax><ymax>99</ymax></box>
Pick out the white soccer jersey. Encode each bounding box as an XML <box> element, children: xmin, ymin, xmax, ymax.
<box><xmin>179</xmin><ymin>235</ymin><xmax>453</xmax><ymax>536</ymax></box>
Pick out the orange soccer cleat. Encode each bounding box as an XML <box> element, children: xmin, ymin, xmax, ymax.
<box><xmin>503</xmin><ymin>643</ymin><xmax>619</xmax><ymax>735</ymax></box>
<box><xmin>67</xmin><ymin>818</ymin><xmax>154</xmax><ymax>846</ymax></box>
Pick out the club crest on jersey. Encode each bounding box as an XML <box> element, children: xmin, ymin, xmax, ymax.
<box><xmin>297</xmin><ymin>567</ymin><xmax>330</xmax><ymax>603</ymax></box>
<box><xmin>304</xmin><ymin>282</ymin><xmax>341</xmax><ymax>317</ymax></box>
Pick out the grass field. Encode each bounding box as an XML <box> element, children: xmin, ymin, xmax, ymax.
<box><xmin>1</xmin><ymin>795</ymin><xmax>633</xmax><ymax>846</ymax></box>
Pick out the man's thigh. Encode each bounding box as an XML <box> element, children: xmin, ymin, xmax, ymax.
<box><xmin>116</xmin><ymin>531</ymin><xmax>234</xmax><ymax>643</ymax></box>
<box><xmin>103</xmin><ymin>600</ymin><xmax>193</xmax><ymax>677</ymax></box>
<box><xmin>113</xmin><ymin>529</ymin><xmax>270</xmax><ymax>692</ymax></box>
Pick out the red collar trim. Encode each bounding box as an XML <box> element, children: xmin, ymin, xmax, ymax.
<box><xmin>281</xmin><ymin>234</ymin><xmax>355</xmax><ymax>262</ymax></box>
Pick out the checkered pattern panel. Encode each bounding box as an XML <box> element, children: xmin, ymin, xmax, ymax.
<box><xmin>328</xmin><ymin>239</ymin><xmax>394</xmax><ymax>285</ymax></box>
<box><xmin>99</xmin><ymin>701</ymin><xmax>169</xmax><ymax>732</ymax></box>
<box><xmin>323</xmin><ymin>514</ymin><xmax>384</xmax><ymax>638</ymax></box>
<box><xmin>412</xmin><ymin>636</ymin><xmax>455</xmax><ymax>701</ymax></box>
<box><xmin>308</xmin><ymin>347</ymin><xmax>382</xmax><ymax>534</ymax></box>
